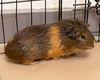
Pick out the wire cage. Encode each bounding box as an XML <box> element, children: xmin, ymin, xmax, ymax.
<box><xmin>73</xmin><ymin>0</ymin><xmax>100</xmax><ymax>42</ymax></box>
<box><xmin>0</xmin><ymin>0</ymin><xmax>100</xmax><ymax>54</ymax></box>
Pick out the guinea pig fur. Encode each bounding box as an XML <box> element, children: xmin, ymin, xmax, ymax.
<box><xmin>5</xmin><ymin>19</ymin><xmax>95</xmax><ymax>64</ymax></box>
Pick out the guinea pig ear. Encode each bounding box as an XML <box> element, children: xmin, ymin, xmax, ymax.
<box><xmin>67</xmin><ymin>30</ymin><xmax>80</xmax><ymax>38</ymax></box>
<box><xmin>74</xmin><ymin>19</ymin><xmax>90</xmax><ymax>28</ymax></box>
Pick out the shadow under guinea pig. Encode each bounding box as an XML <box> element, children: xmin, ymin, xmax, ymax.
<box><xmin>35</xmin><ymin>51</ymin><xmax>89</xmax><ymax>62</ymax></box>
<box><xmin>4</xmin><ymin>51</ymin><xmax>89</xmax><ymax>64</ymax></box>
<box><xmin>61</xmin><ymin>51</ymin><xmax>89</xmax><ymax>59</ymax></box>
<box><xmin>5</xmin><ymin>54</ymin><xmax>53</xmax><ymax>65</ymax></box>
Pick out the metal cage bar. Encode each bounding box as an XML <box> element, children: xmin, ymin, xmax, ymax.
<box><xmin>74</xmin><ymin>0</ymin><xmax>76</xmax><ymax>20</ymax></box>
<box><xmin>0</xmin><ymin>0</ymin><xmax>41</xmax><ymax>4</ymax></box>
<box><xmin>98</xmin><ymin>17</ymin><xmax>100</xmax><ymax>42</ymax></box>
<box><xmin>1</xmin><ymin>0</ymin><xmax>6</xmax><ymax>49</ymax></box>
<box><xmin>58</xmin><ymin>0</ymin><xmax>62</xmax><ymax>21</ymax></box>
<box><xmin>84</xmin><ymin>0</ymin><xmax>87</xmax><ymax>22</ymax></box>
<box><xmin>16</xmin><ymin>0</ymin><xmax>19</xmax><ymax>32</ymax></box>
<box><xmin>45</xmin><ymin>0</ymin><xmax>46</xmax><ymax>24</ymax></box>
<box><xmin>31</xmin><ymin>0</ymin><xmax>33</xmax><ymax>26</ymax></box>
<box><xmin>73</xmin><ymin>0</ymin><xmax>90</xmax><ymax>23</ymax></box>
<box><xmin>86</xmin><ymin>0</ymin><xmax>90</xmax><ymax>23</ymax></box>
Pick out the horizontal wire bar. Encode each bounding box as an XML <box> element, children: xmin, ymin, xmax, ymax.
<box><xmin>92</xmin><ymin>32</ymin><xmax>100</xmax><ymax>33</ymax></box>
<box><xmin>73</xmin><ymin>7</ymin><xmax>100</xmax><ymax>11</ymax></box>
<box><xmin>73</xmin><ymin>8</ymin><xmax>90</xmax><ymax>11</ymax></box>
<box><xmin>90</xmin><ymin>6</ymin><xmax>100</xmax><ymax>8</ymax></box>
<box><xmin>0</xmin><ymin>0</ymin><xmax>41</xmax><ymax>4</ymax></box>
<box><xmin>73</xmin><ymin>3</ymin><xmax>91</xmax><ymax>6</ymax></box>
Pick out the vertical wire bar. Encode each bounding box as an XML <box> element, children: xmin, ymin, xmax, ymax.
<box><xmin>58</xmin><ymin>0</ymin><xmax>62</xmax><ymax>21</ymax></box>
<box><xmin>86</xmin><ymin>0</ymin><xmax>90</xmax><ymax>23</ymax></box>
<box><xmin>60</xmin><ymin>0</ymin><xmax>62</xmax><ymax>20</ymax></box>
<box><xmin>31</xmin><ymin>0</ymin><xmax>33</xmax><ymax>25</ymax></box>
<box><xmin>44</xmin><ymin>0</ymin><xmax>46</xmax><ymax>24</ymax></box>
<box><xmin>16</xmin><ymin>0</ymin><xmax>19</xmax><ymax>32</ymax></box>
<box><xmin>1</xmin><ymin>0</ymin><xmax>6</xmax><ymax>49</ymax></box>
<box><xmin>58</xmin><ymin>0</ymin><xmax>60</xmax><ymax>21</ymax></box>
<box><xmin>74</xmin><ymin>0</ymin><xmax>76</xmax><ymax>20</ymax></box>
<box><xmin>98</xmin><ymin>16</ymin><xmax>100</xmax><ymax>42</ymax></box>
<box><xmin>84</xmin><ymin>0</ymin><xmax>87</xmax><ymax>22</ymax></box>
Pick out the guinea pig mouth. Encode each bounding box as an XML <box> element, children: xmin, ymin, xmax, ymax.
<box><xmin>87</xmin><ymin>45</ymin><xmax>95</xmax><ymax>49</ymax></box>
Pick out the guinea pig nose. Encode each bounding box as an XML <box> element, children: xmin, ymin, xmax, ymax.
<box><xmin>92</xmin><ymin>45</ymin><xmax>94</xmax><ymax>47</ymax></box>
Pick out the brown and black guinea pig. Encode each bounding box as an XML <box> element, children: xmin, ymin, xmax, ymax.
<box><xmin>5</xmin><ymin>19</ymin><xmax>95</xmax><ymax>64</ymax></box>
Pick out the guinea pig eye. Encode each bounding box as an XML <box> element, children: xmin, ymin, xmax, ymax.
<box><xmin>80</xmin><ymin>35</ymin><xmax>86</xmax><ymax>39</ymax></box>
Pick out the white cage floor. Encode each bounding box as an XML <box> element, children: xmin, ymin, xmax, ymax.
<box><xmin>0</xmin><ymin>43</ymin><xmax>100</xmax><ymax>80</ymax></box>
<box><xmin>0</xmin><ymin>44</ymin><xmax>5</xmax><ymax>54</ymax></box>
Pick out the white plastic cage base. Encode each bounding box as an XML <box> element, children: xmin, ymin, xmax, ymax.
<box><xmin>0</xmin><ymin>43</ymin><xmax>7</xmax><ymax>54</ymax></box>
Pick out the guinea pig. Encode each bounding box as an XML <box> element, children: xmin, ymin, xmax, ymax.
<box><xmin>5</xmin><ymin>19</ymin><xmax>95</xmax><ymax>64</ymax></box>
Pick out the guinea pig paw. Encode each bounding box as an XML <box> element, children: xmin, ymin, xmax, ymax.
<box><xmin>53</xmin><ymin>57</ymin><xmax>60</xmax><ymax>60</ymax></box>
<box><xmin>31</xmin><ymin>61</ymin><xmax>38</xmax><ymax>65</ymax></box>
<box><xmin>21</xmin><ymin>61</ymin><xmax>38</xmax><ymax>65</ymax></box>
